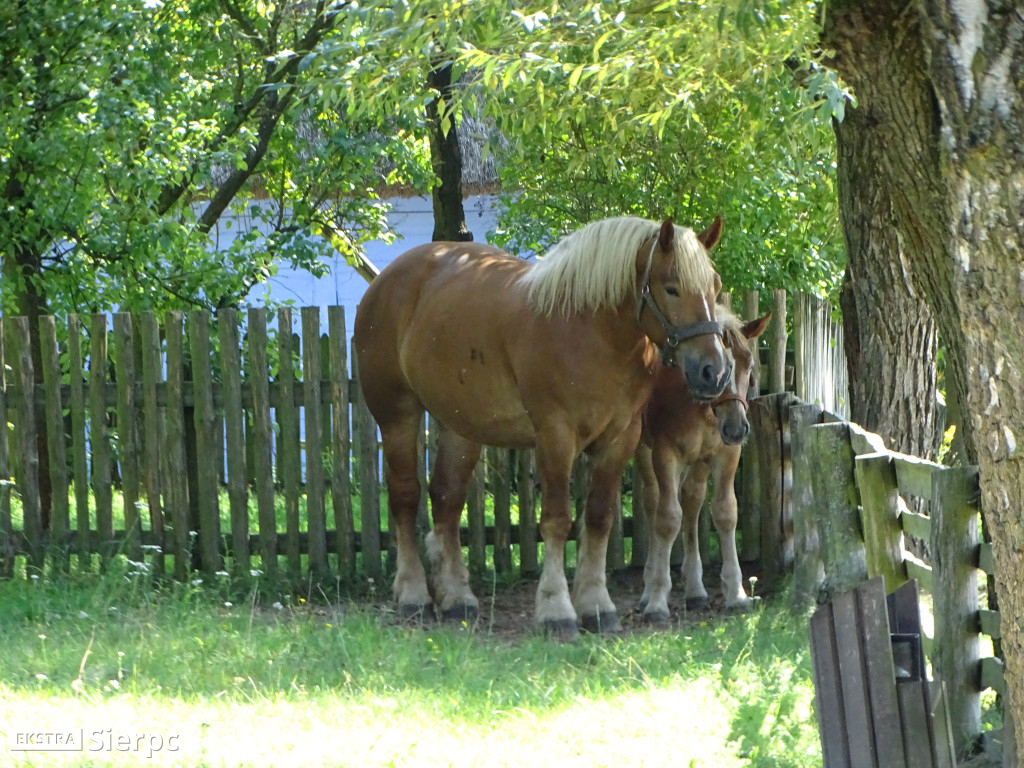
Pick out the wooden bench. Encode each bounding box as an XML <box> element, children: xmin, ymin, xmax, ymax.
<box><xmin>809</xmin><ymin>577</ymin><xmax>957</xmax><ymax>768</ymax></box>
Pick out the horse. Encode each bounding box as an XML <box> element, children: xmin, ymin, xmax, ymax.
<box><xmin>353</xmin><ymin>215</ymin><xmax>733</xmax><ymax>639</ymax></box>
<box><xmin>635</xmin><ymin>305</ymin><xmax>771</xmax><ymax>623</ymax></box>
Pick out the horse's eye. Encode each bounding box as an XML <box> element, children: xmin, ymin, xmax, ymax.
<box><xmin>665</xmin><ymin>286</ymin><xmax>680</xmax><ymax>297</ymax></box>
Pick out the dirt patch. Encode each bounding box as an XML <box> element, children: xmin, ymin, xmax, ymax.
<box><xmin>349</xmin><ymin>563</ymin><xmax>768</xmax><ymax>642</ymax></box>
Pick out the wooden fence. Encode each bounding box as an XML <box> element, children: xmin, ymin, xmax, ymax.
<box><xmin>744</xmin><ymin>392</ymin><xmax>1010</xmax><ymax>764</ymax></box>
<box><xmin>0</xmin><ymin>287</ymin><xmax>815</xmax><ymax>582</ymax></box>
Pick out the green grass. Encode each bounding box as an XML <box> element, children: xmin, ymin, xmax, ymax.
<box><xmin>0</xmin><ymin>570</ymin><xmax>823</xmax><ymax>768</ymax></box>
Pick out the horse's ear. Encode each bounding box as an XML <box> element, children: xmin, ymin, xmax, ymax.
<box><xmin>696</xmin><ymin>215</ymin><xmax>723</xmax><ymax>251</ymax></box>
<box><xmin>658</xmin><ymin>217</ymin><xmax>675</xmax><ymax>252</ymax></box>
<box><xmin>741</xmin><ymin>312</ymin><xmax>772</xmax><ymax>340</ymax></box>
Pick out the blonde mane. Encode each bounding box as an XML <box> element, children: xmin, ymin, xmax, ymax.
<box><xmin>520</xmin><ymin>217</ymin><xmax>718</xmax><ymax>317</ymax></box>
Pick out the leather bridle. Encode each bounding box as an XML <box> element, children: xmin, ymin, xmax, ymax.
<box><xmin>635</xmin><ymin>235</ymin><xmax>723</xmax><ymax>367</ymax></box>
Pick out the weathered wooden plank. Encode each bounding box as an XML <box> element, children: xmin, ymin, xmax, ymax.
<box><xmin>790</xmin><ymin>402</ymin><xmax>825</xmax><ymax>607</ymax></box>
<box><xmin>66</xmin><ymin>315</ymin><xmax>90</xmax><ymax>571</ymax></box>
<box><xmin>900</xmin><ymin>508</ymin><xmax>932</xmax><ymax>543</ymax></box>
<box><xmin>847</xmin><ymin>422</ymin><xmax>888</xmax><ymax>456</ymax></box>
<box><xmin>139</xmin><ymin>312</ymin><xmax>165</xmax><ymax>574</ymax></box>
<box><xmin>979</xmin><ymin>609</ymin><xmax>1001</xmax><ymax>640</ymax></box>
<box><xmin>517</xmin><ymin>449</ymin><xmax>538</xmax><ymax>576</ymax></box>
<box><xmin>607</xmin><ymin>469</ymin><xmax>625</xmax><ymax>571</ymax></box>
<box><xmin>897</xmin><ymin>680</ymin><xmax>937</xmax><ymax>768</ymax></box>
<box><xmin>856</xmin><ymin>578</ymin><xmax>908</xmax><ymax>768</ymax></box>
<box><xmin>277</xmin><ymin>308</ymin><xmax>301</xmax><ymax>577</ymax></box>
<box><xmin>751</xmin><ymin>392</ymin><xmax>797</xmax><ymax>588</ymax></box>
<box><xmin>189</xmin><ymin>311</ymin><xmax>222</xmax><ymax>573</ymax></box>
<box><xmin>856</xmin><ymin>453</ymin><xmax>907</xmax><ymax>594</ymax></box>
<box><xmin>350</xmin><ymin>337</ymin><xmax>381</xmax><ymax>577</ymax></box>
<box><xmin>90</xmin><ymin>314</ymin><xmax>115</xmax><ymax>566</ymax></box>
<box><xmin>328</xmin><ymin>306</ymin><xmax>355</xmax><ymax>578</ymax></box>
<box><xmin>467</xmin><ymin>456</ymin><xmax>486</xmax><ymax>576</ymax></box>
<box><xmin>930</xmin><ymin>465</ymin><xmax>981</xmax><ymax>753</ymax></box>
<box><xmin>113</xmin><ymin>313</ymin><xmax>142</xmax><ymax>562</ymax></box>
<box><xmin>980</xmin><ymin>656</ymin><xmax>1005</xmax><ymax>695</ymax></box>
<box><xmin>905</xmin><ymin>557</ymin><xmax>933</xmax><ymax>591</ymax></box>
<box><xmin>301</xmin><ymin>307</ymin><xmax>328</xmax><ymax>575</ymax></box>
<box><xmin>809</xmin><ymin>604</ymin><xmax>853</xmax><ymax>768</ymax></box>
<box><xmin>246</xmin><ymin>309</ymin><xmax>277</xmax><ymax>578</ymax></box>
<box><xmin>0</xmin><ymin>317</ymin><xmax>10</xmax><ymax>577</ymax></box>
<box><xmin>218</xmin><ymin>309</ymin><xmax>250</xmax><ymax>575</ymax></box>
<box><xmin>978</xmin><ymin>542</ymin><xmax>995</xmax><ymax>576</ymax></box>
<box><xmin>490</xmin><ymin>447</ymin><xmax>512</xmax><ymax>575</ymax></box>
<box><xmin>7</xmin><ymin>318</ymin><xmax>43</xmax><ymax>569</ymax></box>
<box><xmin>39</xmin><ymin>316</ymin><xmax>70</xmax><ymax>571</ymax></box>
<box><xmin>769</xmin><ymin>289</ymin><xmax>787</xmax><ymax>394</ymax></box>
<box><xmin>163</xmin><ymin>312</ymin><xmax>190</xmax><ymax>580</ymax></box>
<box><xmin>809</xmin><ymin>422</ymin><xmax>866</xmax><ymax>598</ymax></box>
<box><xmin>893</xmin><ymin>455</ymin><xmax>940</xmax><ymax>501</ymax></box>
<box><xmin>831</xmin><ymin>589</ymin><xmax>877</xmax><ymax>768</ymax></box>
<box><xmin>928</xmin><ymin>681</ymin><xmax>958</xmax><ymax>768</ymax></box>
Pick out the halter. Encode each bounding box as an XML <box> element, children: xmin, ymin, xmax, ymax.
<box><xmin>636</xmin><ymin>235</ymin><xmax>723</xmax><ymax>367</ymax></box>
<box><xmin>711</xmin><ymin>392</ymin><xmax>749</xmax><ymax>411</ymax></box>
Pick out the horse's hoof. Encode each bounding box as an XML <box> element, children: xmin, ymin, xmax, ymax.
<box><xmin>439</xmin><ymin>603</ymin><xmax>479</xmax><ymax>625</ymax></box>
<box><xmin>685</xmin><ymin>596</ymin><xmax>709</xmax><ymax>612</ymax></box>
<box><xmin>540</xmin><ymin>618</ymin><xmax>580</xmax><ymax>643</ymax></box>
<box><xmin>642</xmin><ymin>609</ymin><xmax>670</xmax><ymax>626</ymax></box>
<box><xmin>725</xmin><ymin>599</ymin><xmax>753</xmax><ymax>614</ymax></box>
<box><xmin>397</xmin><ymin>603</ymin><xmax>436</xmax><ymax>624</ymax></box>
<box><xmin>579</xmin><ymin>610</ymin><xmax>623</xmax><ymax>635</ymax></box>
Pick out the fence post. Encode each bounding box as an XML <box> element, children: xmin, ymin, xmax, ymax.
<box><xmin>189</xmin><ymin>311</ymin><xmax>222</xmax><ymax>574</ymax></box>
<box><xmin>749</xmin><ymin>392</ymin><xmax>797</xmax><ymax>588</ymax></box>
<box><xmin>518</xmin><ymin>450</ymin><xmax>539</xmax><ymax>576</ymax></box>
<box><xmin>246</xmin><ymin>309</ymin><xmax>278</xmax><ymax>580</ymax></box>
<box><xmin>351</xmin><ymin>339</ymin><xmax>381</xmax><ymax>578</ymax></box>
<box><xmin>219</xmin><ymin>309</ymin><xmax>250</xmax><ymax>577</ymax></box>
<box><xmin>0</xmin><ymin>318</ymin><xmax>11</xmax><ymax>578</ymax></box>
<box><xmin>328</xmin><ymin>306</ymin><xmax>355</xmax><ymax>579</ymax></box>
<box><xmin>790</xmin><ymin>402</ymin><xmax>824</xmax><ymax>609</ymax></box>
<box><xmin>6</xmin><ymin>318</ymin><xmax>43</xmax><ymax>571</ymax></box>
<box><xmin>808</xmin><ymin>422</ymin><xmax>866</xmax><ymax>599</ymax></box>
<box><xmin>301</xmin><ymin>307</ymin><xmax>328</xmax><ymax>577</ymax></box>
<box><xmin>856</xmin><ymin>452</ymin><xmax>907</xmax><ymax>594</ymax></box>
<box><xmin>931</xmin><ymin>465</ymin><xmax>981</xmax><ymax>755</ymax></box>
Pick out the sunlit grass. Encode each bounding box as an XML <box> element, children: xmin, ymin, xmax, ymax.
<box><xmin>0</xmin><ymin>570</ymin><xmax>823</xmax><ymax>768</ymax></box>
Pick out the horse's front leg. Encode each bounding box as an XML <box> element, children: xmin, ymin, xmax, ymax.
<box><xmin>710</xmin><ymin>446</ymin><xmax>751</xmax><ymax>611</ymax></box>
<box><xmin>679</xmin><ymin>462</ymin><xmax>712</xmax><ymax>610</ymax></box>
<box><xmin>426</xmin><ymin>426</ymin><xmax>482</xmax><ymax>622</ymax></box>
<box><xmin>534</xmin><ymin>425</ymin><xmax>580</xmax><ymax>640</ymax></box>
<box><xmin>640</xmin><ymin>442</ymin><xmax>685</xmax><ymax>624</ymax></box>
<box><xmin>572</xmin><ymin>422</ymin><xmax>641</xmax><ymax>633</ymax></box>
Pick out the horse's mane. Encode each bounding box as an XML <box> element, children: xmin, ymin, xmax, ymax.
<box><xmin>718</xmin><ymin>305</ymin><xmax>745</xmax><ymax>352</ymax></box>
<box><xmin>520</xmin><ymin>217</ymin><xmax>717</xmax><ymax>316</ymax></box>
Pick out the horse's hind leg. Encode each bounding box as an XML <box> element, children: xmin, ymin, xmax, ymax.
<box><xmin>710</xmin><ymin>447</ymin><xmax>751</xmax><ymax>611</ymax></box>
<box><xmin>426</xmin><ymin>426</ymin><xmax>481</xmax><ymax>622</ymax></box>
<box><xmin>379</xmin><ymin>416</ymin><xmax>433</xmax><ymax>620</ymax></box>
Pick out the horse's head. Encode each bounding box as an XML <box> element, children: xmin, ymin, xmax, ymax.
<box><xmin>712</xmin><ymin>311</ymin><xmax>772</xmax><ymax>444</ymax></box>
<box><xmin>637</xmin><ymin>216</ymin><xmax>732</xmax><ymax>402</ymax></box>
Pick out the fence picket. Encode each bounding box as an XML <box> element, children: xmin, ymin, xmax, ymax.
<box><xmin>277</xmin><ymin>308</ymin><xmax>301</xmax><ymax>577</ymax></box>
<box><xmin>350</xmin><ymin>337</ymin><xmax>381</xmax><ymax>577</ymax></box>
<box><xmin>219</xmin><ymin>309</ymin><xmax>249</xmax><ymax>575</ymax></box>
<box><xmin>139</xmin><ymin>312</ymin><xmax>165</xmax><ymax>573</ymax></box>
<box><xmin>0</xmin><ymin>318</ymin><xmax>10</xmax><ymax>577</ymax></box>
<box><xmin>114</xmin><ymin>313</ymin><xmax>142</xmax><ymax>562</ymax></box>
<box><xmin>246</xmin><ymin>309</ymin><xmax>277</xmax><ymax>578</ymax></box>
<box><xmin>163</xmin><ymin>312</ymin><xmax>190</xmax><ymax>579</ymax></box>
<box><xmin>189</xmin><ymin>311</ymin><xmax>222</xmax><ymax>573</ymax></box>
<box><xmin>39</xmin><ymin>316</ymin><xmax>70</xmax><ymax>571</ymax></box>
<box><xmin>328</xmin><ymin>307</ymin><xmax>355</xmax><ymax>576</ymax></box>
<box><xmin>517</xmin><ymin>450</ymin><xmax>538</xmax><ymax>575</ymax></box>
<box><xmin>302</xmin><ymin>307</ymin><xmax>328</xmax><ymax>576</ymax></box>
<box><xmin>89</xmin><ymin>314</ymin><xmax>114</xmax><ymax>567</ymax></box>
<box><xmin>490</xmin><ymin>447</ymin><xmax>512</xmax><ymax>575</ymax></box>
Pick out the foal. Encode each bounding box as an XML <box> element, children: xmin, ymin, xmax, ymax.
<box><xmin>635</xmin><ymin>306</ymin><xmax>771</xmax><ymax>623</ymax></box>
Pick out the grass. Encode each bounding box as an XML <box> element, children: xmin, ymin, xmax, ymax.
<box><xmin>0</xmin><ymin>567</ymin><xmax>823</xmax><ymax>768</ymax></box>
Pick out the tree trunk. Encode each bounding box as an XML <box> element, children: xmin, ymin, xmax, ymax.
<box><xmin>826</xmin><ymin>0</ymin><xmax>1024</xmax><ymax>755</ymax></box>
<box><xmin>425</xmin><ymin>57</ymin><xmax>473</xmax><ymax>243</ymax></box>
<box><xmin>824</xmin><ymin>4</ymin><xmax>943</xmax><ymax>461</ymax></box>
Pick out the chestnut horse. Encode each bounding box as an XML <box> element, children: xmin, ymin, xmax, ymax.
<box><xmin>636</xmin><ymin>305</ymin><xmax>771</xmax><ymax>623</ymax></box>
<box><xmin>354</xmin><ymin>216</ymin><xmax>732</xmax><ymax>638</ymax></box>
